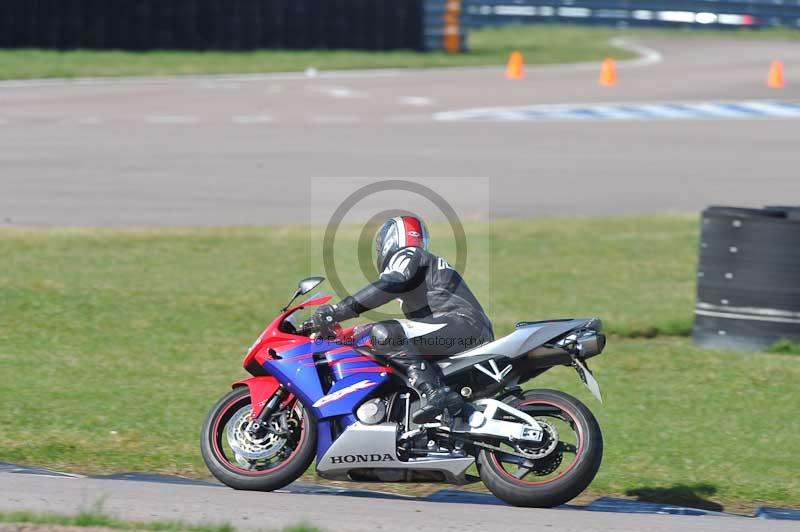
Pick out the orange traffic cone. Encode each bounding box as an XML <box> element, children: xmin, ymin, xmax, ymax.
<box><xmin>767</xmin><ymin>60</ymin><xmax>785</xmax><ymax>89</ymax></box>
<box><xmin>506</xmin><ymin>51</ymin><xmax>524</xmax><ymax>80</ymax></box>
<box><xmin>599</xmin><ymin>57</ymin><xmax>617</xmax><ymax>86</ymax></box>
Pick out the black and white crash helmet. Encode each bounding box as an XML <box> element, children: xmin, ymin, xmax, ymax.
<box><xmin>375</xmin><ymin>216</ymin><xmax>429</xmax><ymax>271</ymax></box>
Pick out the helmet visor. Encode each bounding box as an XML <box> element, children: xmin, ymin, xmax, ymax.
<box><xmin>376</xmin><ymin>220</ymin><xmax>400</xmax><ymax>271</ymax></box>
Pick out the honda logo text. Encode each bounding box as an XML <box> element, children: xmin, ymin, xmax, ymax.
<box><xmin>330</xmin><ymin>453</ymin><xmax>395</xmax><ymax>464</ymax></box>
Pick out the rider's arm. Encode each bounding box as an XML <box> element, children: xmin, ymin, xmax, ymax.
<box><xmin>331</xmin><ymin>247</ymin><xmax>423</xmax><ymax>321</ymax></box>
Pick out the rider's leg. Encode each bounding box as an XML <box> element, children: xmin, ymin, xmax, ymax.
<box><xmin>370</xmin><ymin>320</ymin><xmax>463</xmax><ymax>424</ymax></box>
<box><xmin>407</xmin><ymin>315</ymin><xmax>494</xmax><ymax>357</ymax></box>
<box><xmin>401</xmin><ymin>316</ymin><xmax>493</xmax><ymax>423</ymax></box>
<box><xmin>404</xmin><ymin>357</ymin><xmax>464</xmax><ymax>424</ymax></box>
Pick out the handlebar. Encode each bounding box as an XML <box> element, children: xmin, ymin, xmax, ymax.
<box><xmin>300</xmin><ymin>317</ymin><xmax>342</xmax><ymax>339</ymax></box>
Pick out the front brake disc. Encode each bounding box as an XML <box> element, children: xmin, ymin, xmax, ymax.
<box><xmin>226</xmin><ymin>406</ymin><xmax>287</xmax><ymax>462</ymax></box>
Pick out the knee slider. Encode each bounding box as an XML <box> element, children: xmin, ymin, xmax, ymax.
<box><xmin>370</xmin><ymin>321</ymin><xmax>406</xmax><ymax>355</ymax></box>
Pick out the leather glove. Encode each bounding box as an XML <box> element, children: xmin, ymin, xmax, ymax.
<box><xmin>312</xmin><ymin>304</ymin><xmax>337</xmax><ymax>329</ymax></box>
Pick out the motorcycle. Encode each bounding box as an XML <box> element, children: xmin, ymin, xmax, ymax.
<box><xmin>201</xmin><ymin>276</ymin><xmax>606</xmax><ymax>507</ymax></box>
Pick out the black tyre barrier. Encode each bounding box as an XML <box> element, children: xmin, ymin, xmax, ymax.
<box><xmin>766</xmin><ymin>205</ymin><xmax>800</xmax><ymax>220</ymax></box>
<box><xmin>0</xmin><ymin>0</ymin><xmax>462</xmax><ymax>52</ymax></box>
<box><xmin>693</xmin><ymin>206</ymin><xmax>800</xmax><ymax>350</ymax></box>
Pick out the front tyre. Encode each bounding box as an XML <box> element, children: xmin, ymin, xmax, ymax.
<box><xmin>477</xmin><ymin>389</ymin><xmax>603</xmax><ymax>507</ymax></box>
<box><xmin>200</xmin><ymin>387</ymin><xmax>316</xmax><ymax>491</ymax></box>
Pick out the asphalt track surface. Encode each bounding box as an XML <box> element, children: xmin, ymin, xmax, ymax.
<box><xmin>1</xmin><ymin>469</ymin><xmax>797</xmax><ymax>532</ymax></box>
<box><xmin>1</xmin><ymin>37</ymin><xmax>800</xmax><ymax>226</ymax></box>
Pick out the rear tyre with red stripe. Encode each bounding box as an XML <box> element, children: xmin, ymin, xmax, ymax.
<box><xmin>200</xmin><ymin>387</ymin><xmax>316</xmax><ymax>491</ymax></box>
<box><xmin>477</xmin><ymin>389</ymin><xmax>602</xmax><ymax>508</ymax></box>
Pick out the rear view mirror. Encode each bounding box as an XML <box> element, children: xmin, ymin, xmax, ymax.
<box><xmin>298</xmin><ymin>276</ymin><xmax>325</xmax><ymax>295</ymax></box>
<box><xmin>282</xmin><ymin>276</ymin><xmax>326</xmax><ymax>312</ymax></box>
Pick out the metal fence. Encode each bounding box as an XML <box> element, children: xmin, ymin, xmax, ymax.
<box><xmin>0</xmin><ymin>0</ymin><xmax>446</xmax><ymax>51</ymax></box>
<box><xmin>463</xmin><ymin>0</ymin><xmax>800</xmax><ymax>29</ymax></box>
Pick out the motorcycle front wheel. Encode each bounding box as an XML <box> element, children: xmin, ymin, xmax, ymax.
<box><xmin>200</xmin><ymin>386</ymin><xmax>316</xmax><ymax>491</ymax></box>
<box><xmin>477</xmin><ymin>389</ymin><xmax>603</xmax><ymax>507</ymax></box>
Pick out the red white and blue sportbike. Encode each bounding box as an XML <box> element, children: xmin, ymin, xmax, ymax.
<box><xmin>201</xmin><ymin>277</ymin><xmax>606</xmax><ymax>507</ymax></box>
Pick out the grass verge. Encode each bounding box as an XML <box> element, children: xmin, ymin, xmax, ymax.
<box><xmin>0</xmin><ymin>26</ymin><xmax>630</xmax><ymax>80</ymax></box>
<box><xmin>768</xmin><ymin>339</ymin><xmax>800</xmax><ymax>355</ymax></box>
<box><xmin>531</xmin><ymin>336</ymin><xmax>799</xmax><ymax>509</ymax></box>
<box><xmin>1</xmin><ymin>216</ymin><xmax>798</xmax><ymax>508</ymax></box>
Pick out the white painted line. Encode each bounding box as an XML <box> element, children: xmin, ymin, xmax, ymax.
<box><xmin>609</xmin><ymin>38</ymin><xmax>663</xmax><ymax>68</ymax></box>
<box><xmin>193</xmin><ymin>81</ymin><xmax>241</xmax><ymax>91</ymax></box>
<box><xmin>625</xmin><ymin>104</ymin><xmax>695</xmax><ymax>119</ymax></box>
<box><xmin>231</xmin><ymin>115</ymin><xmax>274</xmax><ymax>124</ymax></box>
<box><xmin>687</xmin><ymin>103</ymin><xmax>753</xmax><ymax>118</ymax></box>
<box><xmin>570</xmin><ymin>105</ymin><xmax>644</xmax><ymax>120</ymax></box>
<box><xmin>311</xmin><ymin>115</ymin><xmax>360</xmax><ymax>124</ymax></box>
<box><xmin>146</xmin><ymin>115</ymin><xmax>199</xmax><ymax>124</ymax></box>
<box><xmin>434</xmin><ymin>107</ymin><xmax>497</xmax><ymax>121</ymax></box>
<box><xmin>493</xmin><ymin>109</ymin><xmax>537</xmax><ymax>120</ymax></box>
<box><xmin>398</xmin><ymin>96</ymin><xmax>435</xmax><ymax>107</ymax></box>
<box><xmin>312</xmin><ymin>85</ymin><xmax>369</xmax><ymax>99</ymax></box>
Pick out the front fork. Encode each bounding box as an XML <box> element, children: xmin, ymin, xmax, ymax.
<box><xmin>232</xmin><ymin>376</ymin><xmax>290</xmax><ymax>436</ymax></box>
<box><xmin>248</xmin><ymin>385</ymin><xmax>288</xmax><ymax>437</ymax></box>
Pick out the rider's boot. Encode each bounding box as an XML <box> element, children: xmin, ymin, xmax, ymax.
<box><xmin>406</xmin><ymin>360</ymin><xmax>464</xmax><ymax>424</ymax></box>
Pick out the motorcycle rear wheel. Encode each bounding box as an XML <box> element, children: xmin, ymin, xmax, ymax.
<box><xmin>200</xmin><ymin>386</ymin><xmax>316</xmax><ymax>491</ymax></box>
<box><xmin>477</xmin><ymin>389</ymin><xmax>603</xmax><ymax>507</ymax></box>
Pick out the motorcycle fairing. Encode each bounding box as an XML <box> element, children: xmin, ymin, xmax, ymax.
<box><xmin>260</xmin><ymin>341</ymin><xmax>331</xmax><ymax>408</ymax></box>
<box><xmin>232</xmin><ymin>376</ymin><xmax>282</xmax><ymax>419</ymax></box>
<box><xmin>261</xmin><ymin>335</ymin><xmax>393</xmax><ymax>461</ymax></box>
<box><xmin>325</xmin><ymin>344</ymin><xmax>391</xmax><ymax>381</ymax></box>
<box><xmin>440</xmin><ymin>318</ymin><xmax>595</xmax><ymax>377</ymax></box>
<box><xmin>312</xmin><ymin>372</ymin><xmax>390</xmax><ymax>420</ymax></box>
<box><xmin>242</xmin><ymin>294</ymin><xmax>333</xmax><ymax>370</ymax></box>
<box><xmin>316</xmin><ymin>422</ymin><xmax>475</xmax><ymax>482</ymax></box>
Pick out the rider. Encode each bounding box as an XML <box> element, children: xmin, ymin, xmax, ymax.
<box><xmin>310</xmin><ymin>216</ymin><xmax>494</xmax><ymax>424</ymax></box>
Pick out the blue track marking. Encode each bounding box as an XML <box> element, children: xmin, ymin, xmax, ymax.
<box><xmin>0</xmin><ymin>462</ymin><xmax>83</xmax><ymax>478</ymax></box>
<box><xmin>586</xmin><ymin>497</ymin><xmax>732</xmax><ymax>517</ymax></box>
<box><xmin>754</xmin><ymin>507</ymin><xmax>800</xmax><ymax>520</ymax></box>
<box><xmin>434</xmin><ymin>101</ymin><xmax>800</xmax><ymax>122</ymax></box>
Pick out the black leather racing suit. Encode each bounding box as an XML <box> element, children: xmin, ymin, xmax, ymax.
<box><xmin>331</xmin><ymin>247</ymin><xmax>494</xmax><ymax>359</ymax></box>
<box><xmin>325</xmin><ymin>247</ymin><xmax>493</xmax><ymax>422</ymax></box>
